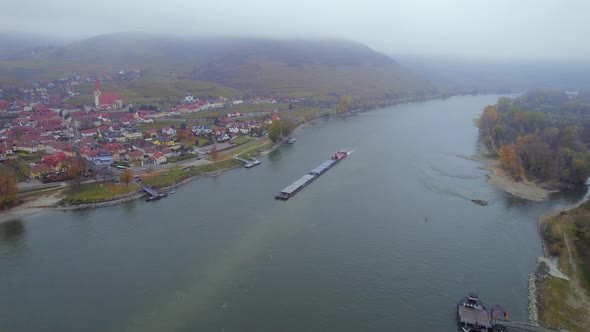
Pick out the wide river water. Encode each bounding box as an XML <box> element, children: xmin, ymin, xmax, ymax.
<box><xmin>0</xmin><ymin>95</ymin><xmax>586</xmax><ymax>331</ymax></box>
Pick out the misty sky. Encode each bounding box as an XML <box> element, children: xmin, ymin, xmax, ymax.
<box><xmin>3</xmin><ymin>0</ymin><xmax>589</xmax><ymax>59</ymax></box>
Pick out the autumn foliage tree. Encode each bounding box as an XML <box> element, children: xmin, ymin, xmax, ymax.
<box><xmin>176</xmin><ymin>129</ymin><xmax>187</xmax><ymax>140</ymax></box>
<box><xmin>119</xmin><ymin>169</ymin><xmax>134</xmax><ymax>186</ymax></box>
<box><xmin>480</xmin><ymin>92</ymin><xmax>590</xmax><ymax>185</ymax></box>
<box><xmin>335</xmin><ymin>96</ymin><xmax>353</xmax><ymax>114</ymax></box>
<box><xmin>281</xmin><ymin>117</ymin><xmax>297</xmax><ymax>137</ymax></box>
<box><xmin>67</xmin><ymin>157</ymin><xmax>85</xmax><ymax>179</ymax></box>
<box><xmin>268</xmin><ymin>119</ymin><xmax>282</xmax><ymax>142</ymax></box>
<box><xmin>499</xmin><ymin>145</ymin><xmax>524</xmax><ymax>180</ymax></box>
<box><xmin>209</xmin><ymin>145</ymin><xmax>218</xmax><ymax>161</ymax></box>
<box><xmin>0</xmin><ymin>171</ymin><xmax>17</xmax><ymax>209</ymax></box>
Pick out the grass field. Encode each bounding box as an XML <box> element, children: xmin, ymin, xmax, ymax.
<box><xmin>540</xmin><ymin>205</ymin><xmax>590</xmax><ymax>331</ymax></box>
<box><xmin>141</xmin><ymin>158</ymin><xmax>242</xmax><ymax>188</ymax></box>
<box><xmin>17</xmin><ymin>185</ymin><xmax>61</xmax><ymax>195</ymax></box>
<box><xmin>231</xmin><ymin>136</ymin><xmax>254</xmax><ymax>145</ymax></box>
<box><xmin>61</xmin><ymin>182</ymin><xmax>139</xmax><ymax>205</ymax></box>
<box><xmin>218</xmin><ymin>138</ymin><xmax>270</xmax><ymax>160</ymax></box>
<box><xmin>135</xmin><ymin>119</ymin><xmax>189</xmax><ymax>132</ymax></box>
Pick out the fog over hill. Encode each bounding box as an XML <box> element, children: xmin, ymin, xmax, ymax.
<box><xmin>0</xmin><ymin>33</ymin><xmax>436</xmax><ymax>102</ymax></box>
<box><xmin>395</xmin><ymin>55</ymin><xmax>590</xmax><ymax>93</ymax></box>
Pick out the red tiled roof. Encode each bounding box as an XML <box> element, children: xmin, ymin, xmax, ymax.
<box><xmin>31</xmin><ymin>164</ymin><xmax>52</xmax><ymax>173</ymax></box>
<box><xmin>127</xmin><ymin>150</ymin><xmax>143</xmax><ymax>157</ymax></box>
<box><xmin>99</xmin><ymin>93</ymin><xmax>121</xmax><ymax>105</ymax></box>
<box><xmin>42</xmin><ymin>155</ymin><xmax>60</xmax><ymax>168</ymax></box>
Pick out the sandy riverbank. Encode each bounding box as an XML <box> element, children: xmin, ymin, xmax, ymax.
<box><xmin>458</xmin><ymin>154</ymin><xmax>557</xmax><ymax>201</ymax></box>
<box><xmin>0</xmin><ymin>190</ymin><xmax>65</xmax><ymax>223</ymax></box>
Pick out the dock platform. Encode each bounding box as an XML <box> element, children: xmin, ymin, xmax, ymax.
<box><xmin>142</xmin><ymin>186</ymin><xmax>168</xmax><ymax>202</ymax></box>
<box><xmin>235</xmin><ymin>156</ymin><xmax>260</xmax><ymax>168</ymax></box>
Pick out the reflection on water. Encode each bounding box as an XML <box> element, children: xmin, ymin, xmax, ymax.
<box><xmin>0</xmin><ymin>219</ymin><xmax>26</xmax><ymax>255</ymax></box>
<box><xmin>122</xmin><ymin>200</ymin><xmax>138</xmax><ymax>216</ymax></box>
<box><xmin>0</xmin><ymin>219</ymin><xmax>25</xmax><ymax>242</ymax></box>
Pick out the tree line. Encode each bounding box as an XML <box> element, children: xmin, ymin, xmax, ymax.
<box><xmin>479</xmin><ymin>91</ymin><xmax>590</xmax><ymax>186</ymax></box>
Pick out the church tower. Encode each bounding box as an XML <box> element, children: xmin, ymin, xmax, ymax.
<box><xmin>94</xmin><ymin>78</ymin><xmax>101</xmax><ymax>108</ymax></box>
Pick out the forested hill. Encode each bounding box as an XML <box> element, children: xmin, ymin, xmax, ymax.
<box><xmin>0</xmin><ymin>33</ymin><xmax>436</xmax><ymax>103</ymax></box>
<box><xmin>478</xmin><ymin>89</ymin><xmax>590</xmax><ymax>186</ymax></box>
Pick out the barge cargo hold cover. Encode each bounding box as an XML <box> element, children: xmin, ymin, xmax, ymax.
<box><xmin>275</xmin><ymin>151</ymin><xmax>348</xmax><ymax>200</ymax></box>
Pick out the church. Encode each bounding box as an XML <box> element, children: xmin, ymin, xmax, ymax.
<box><xmin>94</xmin><ymin>79</ymin><xmax>123</xmax><ymax>110</ymax></box>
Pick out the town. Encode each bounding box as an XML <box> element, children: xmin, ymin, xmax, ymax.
<box><xmin>0</xmin><ymin>71</ymin><xmax>309</xmax><ymax>191</ymax></box>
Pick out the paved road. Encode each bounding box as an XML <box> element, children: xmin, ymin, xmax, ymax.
<box><xmin>16</xmin><ymin>135</ymin><xmax>266</xmax><ymax>190</ymax></box>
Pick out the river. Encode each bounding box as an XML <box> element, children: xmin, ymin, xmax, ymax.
<box><xmin>0</xmin><ymin>95</ymin><xmax>585</xmax><ymax>331</ymax></box>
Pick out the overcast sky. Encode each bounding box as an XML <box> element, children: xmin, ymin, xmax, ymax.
<box><xmin>3</xmin><ymin>0</ymin><xmax>589</xmax><ymax>59</ymax></box>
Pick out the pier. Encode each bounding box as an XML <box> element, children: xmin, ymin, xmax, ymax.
<box><xmin>234</xmin><ymin>156</ymin><xmax>260</xmax><ymax>168</ymax></box>
<box><xmin>142</xmin><ymin>186</ymin><xmax>168</xmax><ymax>201</ymax></box>
<box><xmin>492</xmin><ymin>317</ymin><xmax>563</xmax><ymax>332</ymax></box>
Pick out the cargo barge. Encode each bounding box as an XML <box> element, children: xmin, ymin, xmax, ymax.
<box><xmin>275</xmin><ymin>151</ymin><xmax>347</xmax><ymax>200</ymax></box>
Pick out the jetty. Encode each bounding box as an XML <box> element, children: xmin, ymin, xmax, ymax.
<box><xmin>234</xmin><ymin>156</ymin><xmax>260</xmax><ymax>168</ymax></box>
<box><xmin>275</xmin><ymin>151</ymin><xmax>347</xmax><ymax>200</ymax></box>
<box><xmin>142</xmin><ymin>186</ymin><xmax>168</xmax><ymax>202</ymax></box>
<box><xmin>457</xmin><ymin>294</ymin><xmax>563</xmax><ymax>332</ymax></box>
<box><xmin>491</xmin><ymin>318</ymin><xmax>563</xmax><ymax>332</ymax></box>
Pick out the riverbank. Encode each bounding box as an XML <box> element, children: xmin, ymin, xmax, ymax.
<box><xmin>0</xmin><ymin>136</ymin><xmax>288</xmax><ymax>223</ymax></box>
<box><xmin>459</xmin><ymin>154</ymin><xmax>557</xmax><ymax>201</ymax></box>
<box><xmin>0</xmin><ymin>189</ymin><xmax>66</xmax><ymax>223</ymax></box>
<box><xmin>533</xmin><ymin>207</ymin><xmax>590</xmax><ymax>331</ymax></box>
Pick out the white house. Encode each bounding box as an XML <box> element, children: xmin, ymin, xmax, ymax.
<box><xmin>162</xmin><ymin>126</ymin><xmax>176</xmax><ymax>136</ymax></box>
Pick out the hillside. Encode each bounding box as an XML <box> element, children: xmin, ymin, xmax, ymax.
<box><xmin>193</xmin><ymin>39</ymin><xmax>434</xmax><ymax>101</ymax></box>
<box><xmin>0</xmin><ymin>33</ymin><xmax>435</xmax><ymax>103</ymax></box>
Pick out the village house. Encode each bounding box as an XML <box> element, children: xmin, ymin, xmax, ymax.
<box><xmin>81</xmin><ymin>128</ymin><xmax>98</xmax><ymax>138</ymax></box>
<box><xmin>192</xmin><ymin>125</ymin><xmax>212</xmax><ymax>135</ymax></box>
<box><xmin>148</xmin><ymin>152</ymin><xmax>167</xmax><ymax>165</ymax></box>
<box><xmin>227</xmin><ymin>111</ymin><xmax>242</xmax><ymax>118</ymax></box>
<box><xmin>161</xmin><ymin>148</ymin><xmax>175</xmax><ymax>158</ymax></box>
<box><xmin>217</xmin><ymin>133</ymin><xmax>230</xmax><ymax>142</ymax></box>
<box><xmin>125</xmin><ymin>150</ymin><xmax>144</xmax><ymax>162</ymax></box>
<box><xmin>123</xmin><ymin>130</ymin><xmax>143</xmax><ymax>140</ymax></box>
<box><xmin>267</xmin><ymin>113</ymin><xmax>280</xmax><ymax>124</ymax></box>
<box><xmin>13</xmin><ymin>142</ymin><xmax>38</xmax><ymax>154</ymax></box>
<box><xmin>162</xmin><ymin>126</ymin><xmax>176</xmax><ymax>136</ymax></box>
<box><xmin>184</xmin><ymin>94</ymin><xmax>194</xmax><ymax>103</ymax></box>
<box><xmin>90</xmin><ymin>151</ymin><xmax>114</xmax><ymax>166</ymax></box>
<box><xmin>0</xmin><ymin>144</ymin><xmax>14</xmax><ymax>160</ymax></box>
<box><xmin>30</xmin><ymin>163</ymin><xmax>52</xmax><ymax>179</ymax></box>
<box><xmin>228</xmin><ymin>124</ymin><xmax>240</xmax><ymax>134</ymax></box>
<box><xmin>41</xmin><ymin>152</ymin><xmax>67</xmax><ymax>171</ymax></box>
<box><xmin>154</xmin><ymin>136</ymin><xmax>175</xmax><ymax>146</ymax></box>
